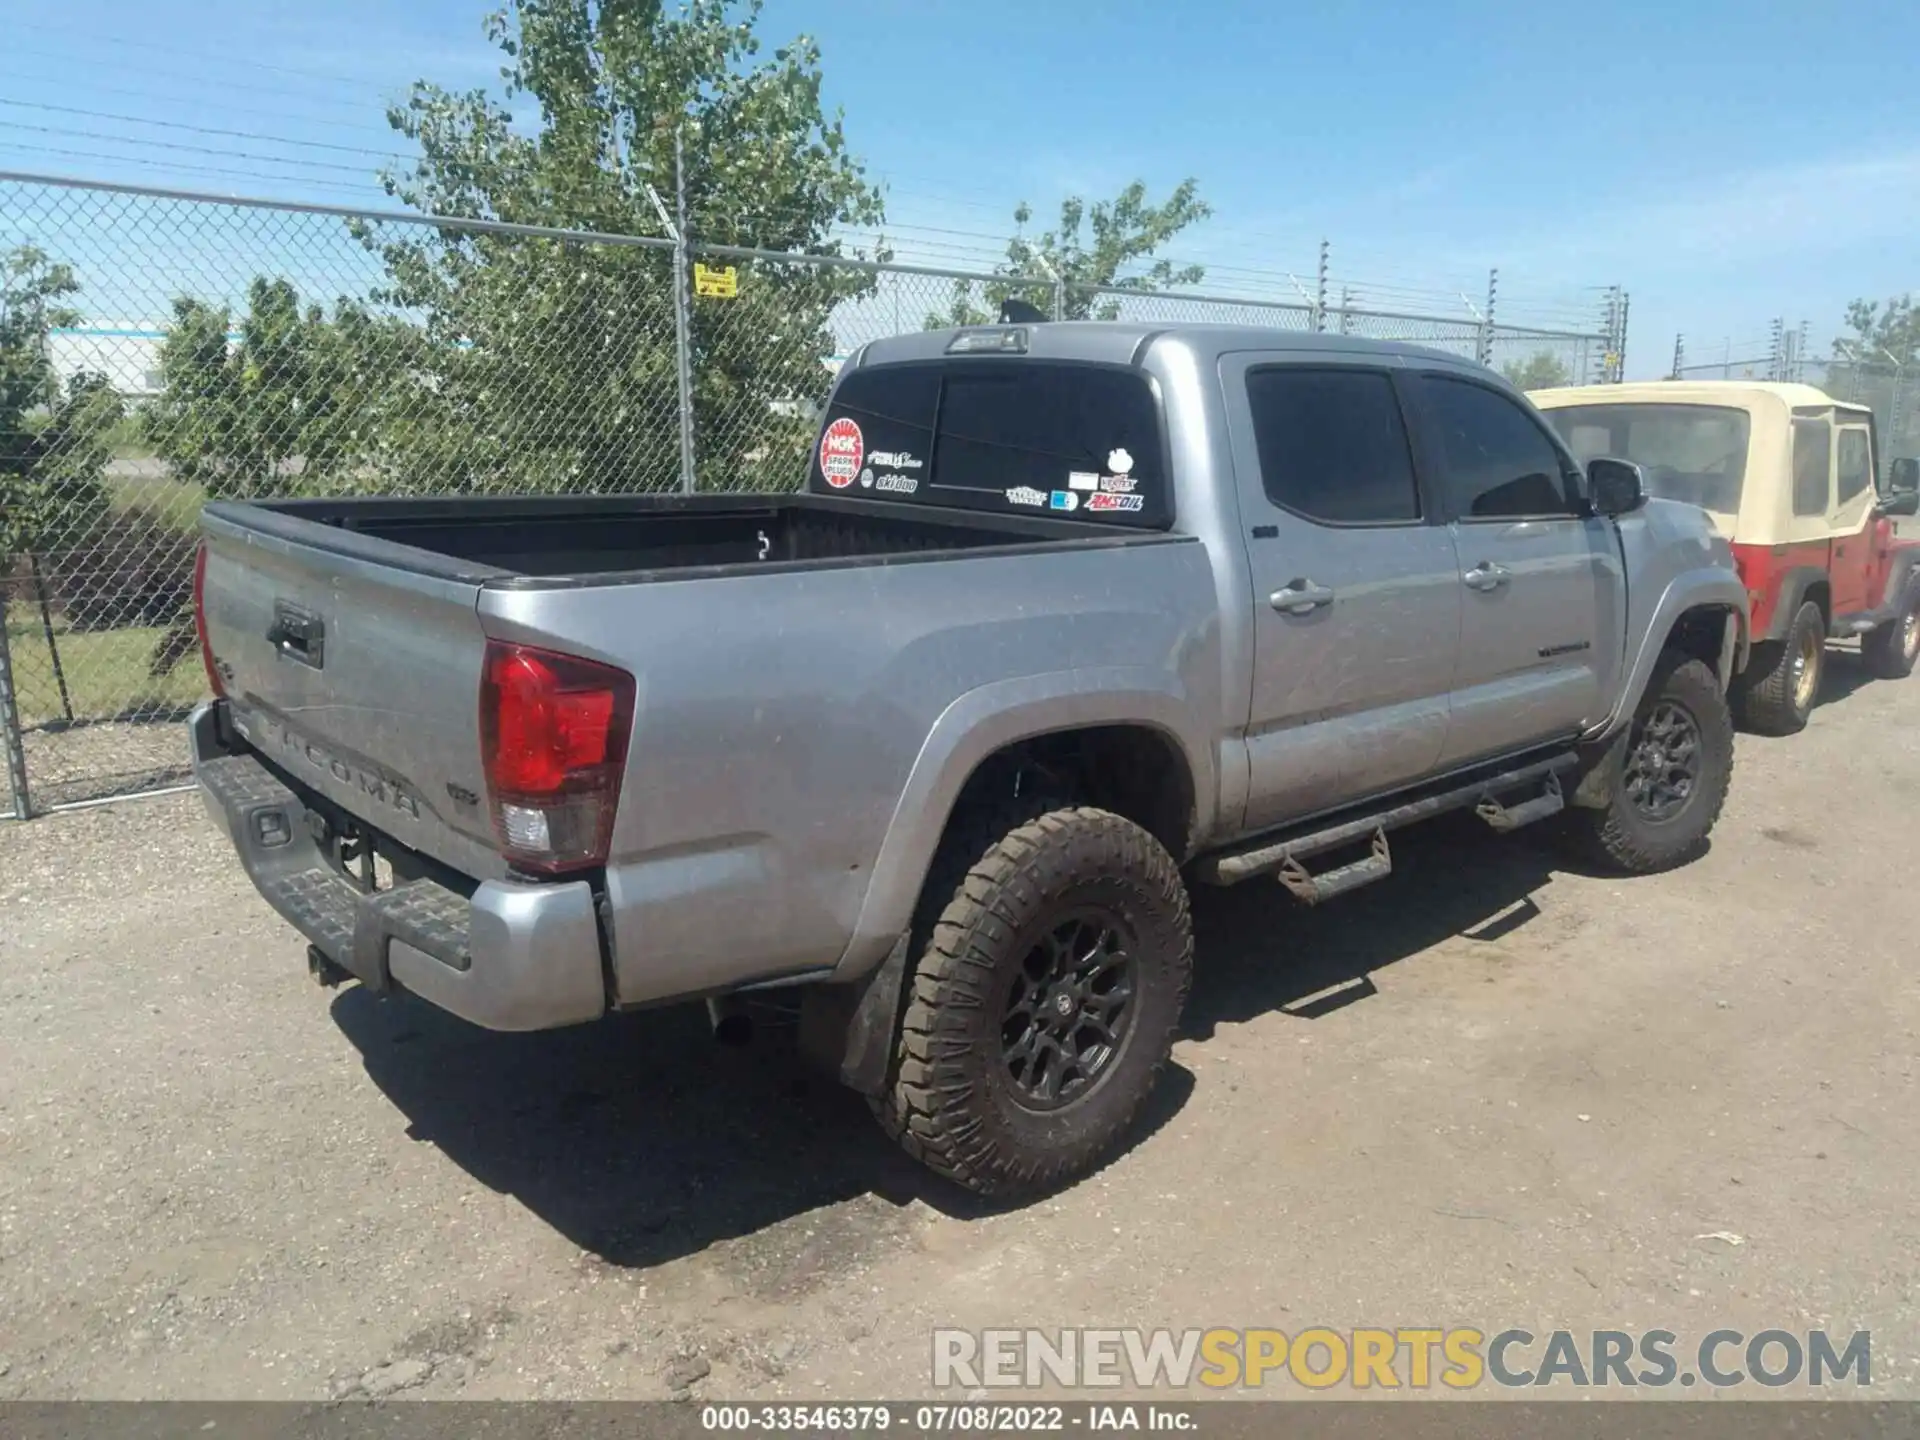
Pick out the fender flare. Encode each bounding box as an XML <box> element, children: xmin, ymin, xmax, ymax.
<box><xmin>828</xmin><ymin>667</ymin><xmax>1215</xmax><ymax>981</ymax></box>
<box><xmin>1875</xmin><ymin>545</ymin><xmax>1920</xmax><ymax>612</ymax></box>
<box><xmin>1592</xmin><ymin>566</ymin><xmax>1749</xmax><ymax>742</ymax></box>
<box><xmin>1760</xmin><ymin>566</ymin><xmax>1834</xmax><ymax>642</ymax></box>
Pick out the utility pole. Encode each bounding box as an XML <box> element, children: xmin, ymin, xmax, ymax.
<box><xmin>1671</xmin><ymin>333</ymin><xmax>1684</xmax><ymax>380</ymax></box>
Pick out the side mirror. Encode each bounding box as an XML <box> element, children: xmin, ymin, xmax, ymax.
<box><xmin>1586</xmin><ymin>456</ymin><xmax>1647</xmax><ymax>517</ymax></box>
<box><xmin>1878</xmin><ymin>489</ymin><xmax>1920</xmax><ymax>519</ymax></box>
<box><xmin>1889</xmin><ymin>456</ymin><xmax>1919</xmax><ymax>496</ymax></box>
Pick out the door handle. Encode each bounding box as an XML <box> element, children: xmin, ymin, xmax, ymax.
<box><xmin>267</xmin><ymin>600</ymin><xmax>326</xmax><ymax>668</ymax></box>
<box><xmin>1270</xmin><ymin>579</ymin><xmax>1335</xmax><ymax>614</ymax></box>
<box><xmin>1462</xmin><ymin>562</ymin><xmax>1511</xmax><ymax>592</ymax></box>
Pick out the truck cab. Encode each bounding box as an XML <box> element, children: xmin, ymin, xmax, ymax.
<box><xmin>1533</xmin><ymin>381</ymin><xmax>1920</xmax><ymax>733</ymax></box>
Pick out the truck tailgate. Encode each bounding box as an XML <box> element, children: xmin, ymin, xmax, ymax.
<box><xmin>199</xmin><ymin>507</ymin><xmax>507</xmax><ymax>881</ymax></box>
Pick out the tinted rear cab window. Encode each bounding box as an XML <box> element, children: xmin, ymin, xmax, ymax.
<box><xmin>809</xmin><ymin>360</ymin><xmax>1169</xmax><ymax>528</ymax></box>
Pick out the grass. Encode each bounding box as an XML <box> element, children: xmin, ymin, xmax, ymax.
<box><xmin>108</xmin><ymin>471</ymin><xmax>205</xmax><ymax>511</ymax></box>
<box><xmin>2</xmin><ymin>608</ymin><xmax>206</xmax><ymax>729</ymax></box>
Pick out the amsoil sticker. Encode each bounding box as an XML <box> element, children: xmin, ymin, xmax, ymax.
<box><xmin>1007</xmin><ymin>486</ymin><xmax>1047</xmax><ymax>507</ymax></box>
<box><xmin>1068</xmin><ymin>470</ymin><xmax>1099</xmax><ymax>491</ymax></box>
<box><xmin>1087</xmin><ymin>491</ymin><xmax>1144</xmax><ymax>513</ymax></box>
<box><xmin>819</xmin><ymin>417</ymin><xmax>864</xmax><ymax>489</ymax></box>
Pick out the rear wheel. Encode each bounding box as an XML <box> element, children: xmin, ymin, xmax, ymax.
<box><xmin>1565</xmin><ymin>653</ymin><xmax>1733</xmax><ymax>874</ymax></box>
<box><xmin>871</xmin><ymin>804</ymin><xmax>1192</xmax><ymax>1197</ymax></box>
<box><xmin>1862</xmin><ymin>581</ymin><xmax>1920</xmax><ymax>679</ymax></box>
<box><xmin>1734</xmin><ymin>600</ymin><xmax>1825</xmax><ymax>734</ymax></box>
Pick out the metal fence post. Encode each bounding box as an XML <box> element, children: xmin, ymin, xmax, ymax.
<box><xmin>1475</xmin><ymin>268</ymin><xmax>1497</xmax><ymax>367</ymax></box>
<box><xmin>672</xmin><ymin>133</ymin><xmax>698</xmax><ymax>494</ymax></box>
<box><xmin>1314</xmin><ymin>240</ymin><xmax>1329</xmax><ymax>334</ymax></box>
<box><xmin>1615</xmin><ymin>292</ymin><xmax>1630</xmax><ymax>382</ymax></box>
<box><xmin>26</xmin><ymin>553</ymin><xmax>74</xmax><ymax>725</ymax></box>
<box><xmin>0</xmin><ymin>589</ymin><xmax>34</xmax><ymax>820</ymax></box>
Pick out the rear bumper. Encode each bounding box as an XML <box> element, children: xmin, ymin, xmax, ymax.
<box><xmin>189</xmin><ymin>702</ymin><xmax>607</xmax><ymax>1032</ymax></box>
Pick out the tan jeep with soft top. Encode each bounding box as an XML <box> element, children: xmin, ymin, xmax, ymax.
<box><xmin>1533</xmin><ymin>381</ymin><xmax>1920</xmax><ymax>733</ymax></box>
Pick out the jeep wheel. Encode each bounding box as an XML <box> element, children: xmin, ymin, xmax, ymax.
<box><xmin>1735</xmin><ymin>600</ymin><xmax>1825</xmax><ymax>734</ymax></box>
<box><xmin>1862</xmin><ymin>582</ymin><xmax>1920</xmax><ymax>680</ymax></box>
<box><xmin>872</xmin><ymin>805</ymin><xmax>1192</xmax><ymax>1197</ymax></box>
<box><xmin>1567</xmin><ymin>654</ymin><xmax>1733</xmax><ymax>874</ymax></box>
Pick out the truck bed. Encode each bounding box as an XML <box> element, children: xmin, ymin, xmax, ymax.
<box><xmin>196</xmin><ymin>489</ymin><xmax>1197</xmax><ymax>891</ymax></box>
<box><xmin>238</xmin><ymin>491</ymin><xmax>1145</xmax><ymax>585</ymax></box>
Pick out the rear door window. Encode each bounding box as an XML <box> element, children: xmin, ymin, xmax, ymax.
<box><xmin>1836</xmin><ymin>426</ymin><xmax>1872</xmax><ymax>504</ymax></box>
<box><xmin>809</xmin><ymin>361</ymin><xmax>1169</xmax><ymax>528</ymax></box>
<box><xmin>1244</xmin><ymin>367</ymin><xmax>1420</xmax><ymax>523</ymax></box>
<box><xmin>1791</xmin><ymin>418</ymin><xmax>1832</xmax><ymax>516</ymax></box>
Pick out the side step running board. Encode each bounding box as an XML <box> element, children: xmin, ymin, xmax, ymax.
<box><xmin>1476</xmin><ymin>769</ymin><xmax>1564</xmax><ymax>833</ymax></box>
<box><xmin>1277</xmin><ymin>828</ymin><xmax>1391</xmax><ymax>905</ymax></box>
<box><xmin>1197</xmin><ymin>751</ymin><xmax>1580</xmax><ymax>892</ymax></box>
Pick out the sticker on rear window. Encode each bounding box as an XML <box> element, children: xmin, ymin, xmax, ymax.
<box><xmin>1107</xmin><ymin>448</ymin><xmax>1134</xmax><ymax>475</ymax></box>
<box><xmin>1087</xmin><ymin>491</ymin><xmax>1143</xmax><ymax>513</ymax></box>
<box><xmin>820</xmin><ymin>417</ymin><xmax>865</xmax><ymax>489</ymax></box>
<box><xmin>1007</xmin><ymin>486</ymin><xmax>1047</xmax><ymax>507</ymax></box>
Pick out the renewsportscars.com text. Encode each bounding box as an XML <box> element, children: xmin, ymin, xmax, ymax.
<box><xmin>932</xmin><ymin>1327</ymin><xmax>1871</xmax><ymax>1391</ymax></box>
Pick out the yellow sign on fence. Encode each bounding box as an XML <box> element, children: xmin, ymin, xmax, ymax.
<box><xmin>694</xmin><ymin>263</ymin><xmax>738</xmax><ymax>299</ymax></box>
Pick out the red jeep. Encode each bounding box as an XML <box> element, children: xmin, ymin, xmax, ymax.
<box><xmin>1535</xmin><ymin>381</ymin><xmax>1920</xmax><ymax>733</ymax></box>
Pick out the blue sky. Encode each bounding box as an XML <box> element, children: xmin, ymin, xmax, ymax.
<box><xmin>4</xmin><ymin>0</ymin><xmax>1917</xmax><ymax>376</ymax></box>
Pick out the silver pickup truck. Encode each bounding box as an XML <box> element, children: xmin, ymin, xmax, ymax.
<box><xmin>190</xmin><ymin>321</ymin><xmax>1749</xmax><ymax>1196</ymax></box>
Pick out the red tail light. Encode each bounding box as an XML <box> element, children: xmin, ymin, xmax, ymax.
<box><xmin>479</xmin><ymin>641</ymin><xmax>635</xmax><ymax>873</ymax></box>
<box><xmin>193</xmin><ymin>543</ymin><xmax>225</xmax><ymax>698</ymax></box>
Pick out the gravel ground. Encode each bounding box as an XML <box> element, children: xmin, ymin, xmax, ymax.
<box><xmin>1</xmin><ymin>652</ymin><xmax>1916</xmax><ymax>1402</ymax></box>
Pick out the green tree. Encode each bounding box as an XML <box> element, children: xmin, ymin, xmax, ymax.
<box><xmin>0</xmin><ymin>246</ymin><xmax>118</xmax><ymax>558</ymax></box>
<box><xmin>1838</xmin><ymin>294</ymin><xmax>1920</xmax><ymax>456</ymax></box>
<box><xmin>1501</xmin><ymin>350</ymin><xmax>1573</xmax><ymax>391</ymax></box>
<box><xmin>372</xmin><ymin>0</ymin><xmax>885</xmax><ymax>492</ymax></box>
<box><xmin>144</xmin><ymin>278</ymin><xmax>415</xmax><ymax>500</ymax></box>
<box><xmin>1841</xmin><ymin>294</ymin><xmax>1920</xmax><ymax>364</ymax></box>
<box><xmin>925</xmin><ymin>179</ymin><xmax>1212</xmax><ymax>328</ymax></box>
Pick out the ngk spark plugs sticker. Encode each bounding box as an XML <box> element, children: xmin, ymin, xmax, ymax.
<box><xmin>819</xmin><ymin>417</ymin><xmax>864</xmax><ymax>489</ymax></box>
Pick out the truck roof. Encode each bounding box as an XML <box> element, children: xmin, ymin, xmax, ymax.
<box><xmin>852</xmin><ymin>321</ymin><xmax>1487</xmax><ymax>373</ymax></box>
<box><xmin>1531</xmin><ymin>379</ymin><xmax>1871</xmax><ymax>414</ymax></box>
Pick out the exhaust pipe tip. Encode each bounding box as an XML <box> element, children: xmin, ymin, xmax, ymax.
<box><xmin>706</xmin><ymin>996</ymin><xmax>753</xmax><ymax>1047</ymax></box>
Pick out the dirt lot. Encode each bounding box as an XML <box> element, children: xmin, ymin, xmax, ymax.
<box><xmin>2</xmin><ymin>652</ymin><xmax>1917</xmax><ymax>1402</ymax></box>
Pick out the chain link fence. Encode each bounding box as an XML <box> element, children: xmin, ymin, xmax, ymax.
<box><xmin>0</xmin><ymin>171</ymin><xmax>1618</xmax><ymax>819</ymax></box>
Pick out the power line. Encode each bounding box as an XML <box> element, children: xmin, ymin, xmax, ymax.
<box><xmin>5</xmin><ymin>44</ymin><xmax>419</xmax><ymax>122</ymax></box>
<box><xmin>0</xmin><ymin>142</ymin><xmax>387</xmax><ymax>200</ymax></box>
<box><xmin>5</xmin><ymin>71</ymin><xmax>414</xmax><ymax>141</ymax></box>
<box><xmin>10</xmin><ymin>17</ymin><xmax>423</xmax><ymax>91</ymax></box>
<box><xmin>0</xmin><ymin>100</ymin><xmax>418</xmax><ymax>163</ymax></box>
<box><xmin>0</xmin><ymin>120</ymin><xmax>389</xmax><ymax>177</ymax></box>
